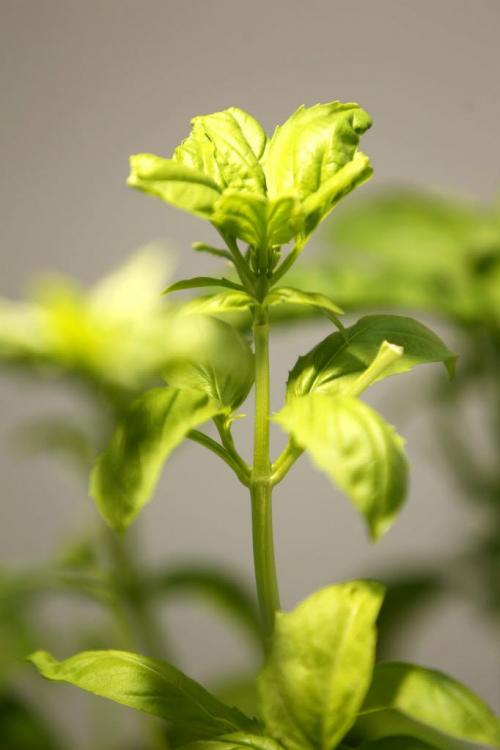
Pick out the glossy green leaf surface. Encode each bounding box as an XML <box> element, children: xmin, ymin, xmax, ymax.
<box><xmin>263</xmin><ymin>103</ymin><xmax>371</xmax><ymax>199</ymax></box>
<box><xmin>258</xmin><ymin>581</ymin><xmax>384</xmax><ymax>750</ymax></box>
<box><xmin>128</xmin><ymin>103</ymin><xmax>372</xmax><ymax>254</ymax></box>
<box><xmin>29</xmin><ymin>650</ymin><xmax>256</xmax><ymax>739</ymax></box>
<box><xmin>175</xmin><ymin>107</ymin><xmax>267</xmax><ymax>193</ymax></box>
<box><xmin>212</xmin><ymin>192</ymin><xmax>302</xmax><ymax>249</ymax></box>
<box><xmin>287</xmin><ymin>315</ymin><xmax>456</xmax><ymax>400</ymax></box>
<box><xmin>163</xmin><ymin>277</ymin><xmax>244</xmax><ymax>294</ymax></box>
<box><xmin>274</xmin><ymin>393</ymin><xmax>407</xmax><ymax>539</ymax></box>
<box><xmin>265</xmin><ymin>287</ymin><xmax>343</xmax><ymax>321</ymax></box>
<box><xmin>350</xmin><ymin>662</ymin><xmax>500</xmax><ymax>750</ymax></box>
<box><xmin>128</xmin><ymin>155</ymin><xmax>221</xmax><ymax>217</ymax></box>
<box><xmin>90</xmin><ymin>387</ymin><xmax>220</xmax><ymax>531</ymax></box>
<box><xmin>162</xmin><ymin>314</ymin><xmax>254</xmax><ymax>410</ymax></box>
<box><xmin>183</xmin><ymin>291</ymin><xmax>254</xmax><ymax>316</ymax></box>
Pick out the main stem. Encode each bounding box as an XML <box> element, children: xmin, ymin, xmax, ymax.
<box><xmin>251</xmin><ymin>304</ymin><xmax>280</xmax><ymax>643</ymax></box>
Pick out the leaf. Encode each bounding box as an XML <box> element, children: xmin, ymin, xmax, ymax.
<box><xmin>90</xmin><ymin>387</ymin><xmax>220</xmax><ymax>531</ymax></box>
<box><xmin>301</xmin><ymin>151</ymin><xmax>373</xmax><ymax>236</ymax></box>
<box><xmin>181</xmin><ymin>733</ymin><xmax>282</xmax><ymax>750</ymax></box>
<box><xmin>213</xmin><ymin>191</ymin><xmax>302</xmax><ymax>248</ymax></box>
<box><xmin>29</xmin><ymin>650</ymin><xmax>257</xmax><ymax>740</ymax></box>
<box><xmin>162</xmin><ymin>314</ymin><xmax>254</xmax><ymax>410</ymax></box>
<box><xmin>88</xmin><ymin>243</ymin><xmax>174</xmax><ymax>322</ymax></box>
<box><xmin>184</xmin><ymin>291</ymin><xmax>254</xmax><ymax>316</ymax></box>
<box><xmin>192</xmin><ymin>242</ymin><xmax>232</xmax><ymax>260</ymax></box>
<box><xmin>265</xmin><ymin>287</ymin><xmax>343</xmax><ymax>321</ymax></box>
<box><xmin>317</xmin><ymin>188</ymin><xmax>482</xmax><ymax>322</ymax></box>
<box><xmin>150</xmin><ymin>565</ymin><xmax>262</xmax><ymax>648</ymax></box>
<box><xmin>274</xmin><ymin>393</ymin><xmax>408</xmax><ymax>540</ymax></box>
<box><xmin>350</xmin><ymin>661</ymin><xmax>500</xmax><ymax>750</ymax></box>
<box><xmin>287</xmin><ymin>314</ymin><xmax>456</xmax><ymax>400</ymax></box>
<box><xmin>163</xmin><ymin>277</ymin><xmax>245</xmax><ymax>294</ymax></box>
<box><xmin>263</xmin><ymin>102</ymin><xmax>372</xmax><ymax>202</ymax></box>
<box><xmin>128</xmin><ymin>154</ymin><xmax>221</xmax><ymax>218</ymax></box>
<box><xmin>175</xmin><ymin>107</ymin><xmax>267</xmax><ymax>194</ymax></box>
<box><xmin>257</xmin><ymin>580</ymin><xmax>384</xmax><ymax>750</ymax></box>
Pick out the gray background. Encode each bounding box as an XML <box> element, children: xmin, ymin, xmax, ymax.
<box><xmin>1</xmin><ymin>0</ymin><xmax>499</xmax><ymax>744</ymax></box>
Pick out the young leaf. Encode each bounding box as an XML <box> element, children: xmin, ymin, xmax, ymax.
<box><xmin>90</xmin><ymin>387</ymin><xmax>221</xmax><ymax>532</ymax></box>
<box><xmin>128</xmin><ymin>155</ymin><xmax>221</xmax><ymax>218</ymax></box>
<box><xmin>350</xmin><ymin>662</ymin><xmax>500</xmax><ymax>750</ymax></box>
<box><xmin>287</xmin><ymin>314</ymin><xmax>456</xmax><ymax>400</ymax></box>
<box><xmin>129</xmin><ymin>103</ymin><xmax>372</xmax><ymax>252</ymax></box>
<box><xmin>257</xmin><ymin>581</ymin><xmax>384</xmax><ymax>750</ymax></box>
<box><xmin>274</xmin><ymin>393</ymin><xmax>408</xmax><ymax>540</ymax></box>
<box><xmin>213</xmin><ymin>192</ymin><xmax>302</xmax><ymax>249</ymax></box>
<box><xmin>162</xmin><ymin>314</ymin><xmax>254</xmax><ymax>410</ymax></box>
<box><xmin>175</xmin><ymin>108</ymin><xmax>267</xmax><ymax>194</ymax></box>
<box><xmin>163</xmin><ymin>277</ymin><xmax>244</xmax><ymax>294</ymax></box>
<box><xmin>29</xmin><ymin>650</ymin><xmax>257</xmax><ymax>739</ymax></box>
<box><xmin>263</xmin><ymin>102</ymin><xmax>372</xmax><ymax>201</ymax></box>
<box><xmin>181</xmin><ymin>733</ymin><xmax>282</xmax><ymax>750</ymax></box>
<box><xmin>301</xmin><ymin>151</ymin><xmax>373</xmax><ymax>236</ymax></box>
<box><xmin>265</xmin><ymin>287</ymin><xmax>344</xmax><ymax>321</ymax></box>
<box><xmin>183</xmin><ymin>291</ymin><xmax>254</xmax><ymax>315</ymax></box>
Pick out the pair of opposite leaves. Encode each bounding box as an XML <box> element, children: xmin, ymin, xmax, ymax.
<box><xmin>30</xmin><ymin>580</ymin><xmax>500</xmax><ymax>750</ymax></box>
<box><xmin>128</xmin><ymin>102</ymin><xmax>373</xmax><ymax>253</ymax></box>
<box><xmin>90</xmin><ymin>309</ymin><xmax>456</xmax><ymax>540</ymax></box>
<box><xmin>91</xmin><ymin>102</ymin><xmax>457</xmax><ymax>540</ymax></box>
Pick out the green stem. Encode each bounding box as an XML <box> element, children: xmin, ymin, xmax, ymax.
<box><xmin>250</xmin><ymin>305</ymin><xmax>280</xmax><ymax>643</ymax></box>
<box><xmin>271</xmin><ymin>440</ymin><xmax>304</xmax><ymax>485</ymax></box>
<box><xmin>188</xmin><ymin>428</ymin><xmax>250</xmax><ymax>485</ymax></box>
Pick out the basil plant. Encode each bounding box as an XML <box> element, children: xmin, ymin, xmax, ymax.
<box><xmin>30</xmin><ymin>103</ymin><xmax>500</xmax><ymax>750</ymax></box>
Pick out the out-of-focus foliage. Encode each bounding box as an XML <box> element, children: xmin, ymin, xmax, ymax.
<box><xmin>31</xmin><ymin>582</ymin><xmax>500</xmax><ymax>750</ymax></box>
<box><xmin>298</xmin><ymin>189</ymin><xmax>500</xmax><ymax>325</ymax></box>
<box><xmin>298</xmin><ymin>187</ymin><xmax>500</xmax><ymax>641</ymax></box>
<box><xmin>0</xmin><ymin>247</ymin><xmax>262</xmax><ymax>749</ymax></box>
<box><xmin>0</xmin><ymin>245</ymin><xmax>175</xmax><ymax>392</ymax></box>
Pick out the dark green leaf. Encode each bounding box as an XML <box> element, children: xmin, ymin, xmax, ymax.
<box><xmin>258</xmin><ymin>581</ymin><xmax>384</xmax><ymax>750</ymax></box>
<box><xmin>29</xmin><ymin>650</ymin><xmax>257</xmax><ymax>739</ymax></box>
<box><xmin>90</xmin><ymin>387</ymin><xmax>220</xmax><ymax>531</ymax></box>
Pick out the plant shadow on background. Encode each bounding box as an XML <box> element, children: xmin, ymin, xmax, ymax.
<box><xmin>1</xmin><ymin>104</ymin><xmax>499</xmax><ymax>750</ymax></box>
